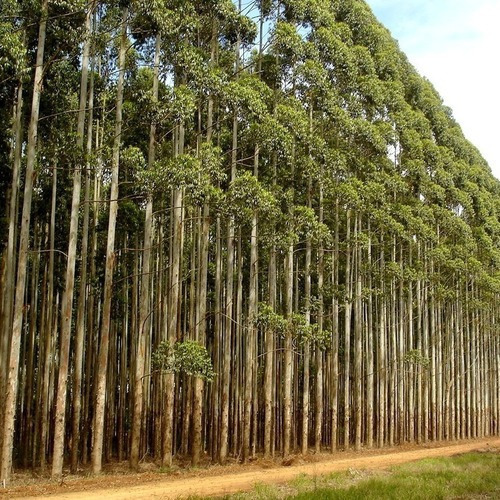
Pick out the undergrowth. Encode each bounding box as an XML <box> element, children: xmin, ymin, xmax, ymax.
<box><xmin>221</xmin><ymin>451</ymin><xmax>500</xmax><ymax>500</ymax></box>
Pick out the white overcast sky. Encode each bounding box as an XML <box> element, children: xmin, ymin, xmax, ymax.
<box><xmin>366</xmin><ymin>0</ymin><xmax>500</xmax><ymax>180</ymax></box>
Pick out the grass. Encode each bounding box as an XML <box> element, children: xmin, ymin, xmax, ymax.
<box><xmin>224</xmin><ymin>451</ymin><xmax>500</xmax><ymax>500</ymax></box>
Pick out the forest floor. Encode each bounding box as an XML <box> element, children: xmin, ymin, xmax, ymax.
<box><xmin>2</xmin><ymin>437</ymin><xmax>498</xmax><ymax>499</ymax></box>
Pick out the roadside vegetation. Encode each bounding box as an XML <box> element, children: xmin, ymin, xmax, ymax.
<box><xmin>224</xmin><ymin>452</ymin><xmax>500</xmax><ymax>499</ymax></box>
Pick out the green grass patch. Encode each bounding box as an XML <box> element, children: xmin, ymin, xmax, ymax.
<box><xmin>224</xmin><ymin>451</ymin><xmax>500</xmax><ymax>500</ymax></box>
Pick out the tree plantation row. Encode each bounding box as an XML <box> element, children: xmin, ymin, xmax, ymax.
<box><xmin>0</xmin><ymin>0</ymin><xmax>499</xmax><ymax>485</ymax></box>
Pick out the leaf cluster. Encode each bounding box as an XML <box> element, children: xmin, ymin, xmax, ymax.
<box><xmin>152</xmin><ymin>340</ymin><xmax>215</xmax><ymax>381</ymax></box>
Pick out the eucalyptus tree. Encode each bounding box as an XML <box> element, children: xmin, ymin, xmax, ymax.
<box><xmin>128</xmin><ymin>0</ymin><xmax>167</xmax><ymax>471</ymax></box>
<box><xmin>0</xmin><ymin>0</ymin><xmax>498</xmax><ymax>477</ymax></box>
<box><xmin>91</xmin><ymin>3</ymin><xmax>128</xmax><ymax>474</ymax></box>
<box><xmin>0</xmin><ymin>0</ymin><xmax>49</xmax><ymax>483</ymax></box>
<box><xmin>52</xmin><ymin>0</ymin><xmax>93</xmax><ymax>478</ymax></box>
<box><xmin>0</xmin><ymin>0</ymin><xmax>26</xmax><ymax>410</ymax></box>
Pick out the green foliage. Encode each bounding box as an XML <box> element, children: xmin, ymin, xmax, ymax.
<box><xmin>151</xmin><ymin>341</ymin><xmax>175</xmax><ymax>372</ymax></box>
<box><xmin>404</xmin><ymin>349</ymin><xmax>430</xmax><ymax>368</ymax></box>
<box><xmin>256</xmin><ymin>305</ymin><xmax>329</xmax><ymax>351</ymax></box>
<box><xmin>152</xmin><ymin>340</ymin><xmax>215</xmax><ymax>381</ymax></box>
<box><xmin>138</xmin><ymin>145</ymin><xmax>225</xmax><ymax>206</ymax></box>
<box><xmin>256</xmin><ymin>304</ymin><xmax>288</xmax><ymax>338</ymax></box>
<box><xmin>274</xmin><ymin>21</ymin><xmax>305</xmax><ymax>63</ymax></box>
<box><xmin>293</xmin><ymin>205</ymin><xmax>331</xmax><ymax>245</ymax></box>
<box><xmin>170</xmin><ymin>84</ymin><xmax>197</xmax><ymax>123</ymax></box>
<box><xmin>227</xmin><ymin>172</ymin><xmax>279</xmax><ymax>224</ymax></box>
<box><xmin>276</xmin><ymin>101</ymin><xmax>310</xmax><ymax>140</ymax></box>
<box><xmin>223</xmin><ymin>9</ymin><xmax>257</xmax><ymax>46</ymax></box>
<box><xmin>173</xmin><ymin>340</ymin><xmax>215</xmax><ymax>380</ymax></box>
<box><xmin>252</xmin><ymin>115</ymin><xmax>294</xmax><ymax>160</ymax></box>
<box><xmin>121</xmin><ymin>146</ymin><xmax>146</xmax><ymax>174</ymax></box>
<box><xmin>0</xmin><ymin>0</ymin><xmax>27</xmax><ymax>79</ymax></box>
<box><xmin>289</xmin><ymin>314</ymin><xmax>330</xmax><ymax>350</ymax></box>
<box><xmin>141</xmin><ymin>154</ymin><xmax>198</xmax><ymax>191</ymax></box>
<box><xmin>223</xmin><ymin>75</ymin><xmax>272</xmax><ymax>118</ymax></box>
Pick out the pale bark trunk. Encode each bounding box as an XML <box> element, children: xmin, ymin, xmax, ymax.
<box><xmin>315</xmin><ymin>178</ymin><xmax>324</xmax><ymax>454</ymax></box>
<box><xmin>366</xmin><ymin>223</ymin><xmax>374</xmax><ymax>448</ymax></box>
<box><xmin>264</xmin><ymin>244</ymin><xmax>276</xmax><ymax>457</ymax></box>
<box><xmin>243</xmin><ymin>145</ymin><xmax>259</xmax><ymax>462</ymax></box>
<box><xmin>343</xmin><ymin>209</ymin><xmax>352</xmax><ymax>449</ymax></box>
<box><xmin>71</xmin><ymin>53</ymin><xmax>95</xmax><ymax>473</ymax></box>
<box><xmin>302</xmin><ymin>175</ymin><xmax>312</xmax><ymax>456</ymax></box>
<box><xmin>1</xmin><ymin>0</ymin><xmax>48</xmax><ymax>482</ymax></box>
<box><xmin>52</xmin><ymin>2</ymin><xmax>92</xmax><ymax>476</ymax></box>
<box><xmin>91</xmin><ymin>6</ymin><xmax>127</xmax><ymax>474</ymax></box>
<box><xmin>191</xmin><ymin>61</ymin><xmax>215</xmax><ymax>463</ymax></box>
<box><xmin>416</xmin><ymin>252</ymin><xmax>423</xmax><ymax>443</ymax></box>
<box><xmin>39</xmin><ymin>162</ymin><xmax>57</xmax><ymax>469</ymax></box>
<box><xmin>163</xmin><ymin>121</ymin><xmax>185</xmax><ymax>466</ymax></box>
<box><xmin>330</xmin><ymin>199</ymin><xmax>340</xmax><ymax>452</ymax></box>
<box><xmin>397</xmin><ymin>246</ymin><xmax>404</xmax><ymax>443</ymax></box>
<box><xmin>283</xmin><ymin>239</ymin><xmax>293</xmax><ymax>458</ymax></box>
<box><xmin>0</xmin><ymin>83</ymin><xmax>23</xmax><ymax>459</ymax></box>
<box><xmin>354</xmin><ymin>214</ymin><xmax>362</xmax><ymax>451</ymax></box>
<box><xmin>378</xmin><ymin>235</ymin><xmax>386</xmax><ymax>448</ymax></box>
<box><xmin>219</xmin><ymin>113</ymin><xmax>236</xmax><ymax>464</ymax></box>
<box><xmin>407</xmin><ymin>246</ymin><xmax>414</xmax><ymax>443</ymax></box>
<box><xmin>130</xmin><ymin>32</ymin><xmax>160</xmax><ymax>471</ymax></box>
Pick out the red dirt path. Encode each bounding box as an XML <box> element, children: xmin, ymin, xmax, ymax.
<box><xmin>3</xmin><ymin>437</ymin><xmax>498</xmax><ymax>499</ymax></box>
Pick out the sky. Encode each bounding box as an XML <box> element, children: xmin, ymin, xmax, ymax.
<box><xmin>366</xmin><ymin>0</ymin><xmax>500</xmax><ymax>180</ymax></box>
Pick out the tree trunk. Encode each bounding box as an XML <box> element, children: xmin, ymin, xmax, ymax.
<box><xmin>1</xmin><ymin>0</ymin><xmax>48</xmax><ymax>482</ymax></box>
<box><xmin>52</xmin><ymin>2</ymin><xmax>93</xmax><ymax>477</ymax></box>
<box><xmin>315</xmin><ymin>177</ymin><xmax>324</xmax><ymax>454</ymax></box>
<box><xmin>343</xmin><ymin>209</ymin><xmax>352</xmax><ymax>449</ymax></box>
<box><xmin>354</xmin><ymin>214</ymin><xmax>362</xmax><ymax>451</ymax></box>
<box><xmin>130</xmin><ymin>32</ymin><xmax>160</xmax><ymax>471</ymax></box>
<box><xmin>302</xmin><ymin>175</ymin><xmax>312</xmax><ymax>456</ymax></box>
<box><xmin>91</xmin><ymin>6</ymin><xmax>127</xmax><ymax>474</ymax></box>
<box><xmin>71</xmin><ymin>51</ymin><xmax>95</xmax><ymax>473</ymax></box>
<box><xmin>0</xmin><ymin>84</ymin><xmax>23</xmax><ymax>437</ymax></box>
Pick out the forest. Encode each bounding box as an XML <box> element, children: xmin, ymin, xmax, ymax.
<box><xmin>0</xmin><ymin>0</ymin><xmax>499</xmax><ymax>485</ymax></box>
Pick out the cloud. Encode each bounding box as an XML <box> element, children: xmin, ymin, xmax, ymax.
<box><xmin>367</xmin><ymin>0</ymin><xmax>500</xmax><ymax>178</ymax></box>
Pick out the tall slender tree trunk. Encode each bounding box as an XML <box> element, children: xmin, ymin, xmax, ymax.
<box><xmin>243</xmin><ymin>145</ymin><xmax>259</xmax><ymax>462</ymax></box>
<box><xmin>71</xmin><ymin>59</ymin><xmax>95</xmax><ymax>473</ymax></box>
<box><xmin>378</xmin><ymin>234</ymin><xmax>386</xmax><ymax>448</ymax></box>
<box><xmin>52</xmin><ymin>2</ymin><xmax>93</xmax><ymax>477</ymax></box>
<box><xmin>389</xmin><ymin>238</ymin><xmax>397</xmax><ymax>446</ymax></box>
<box><xmin>330</xmin><ymin>199</ymin><xmax>340</xmax><ymax>452</ymax></box>
<box><xmin>91</xmin><ymin>6</ymin><xmax>127</xmax><ymax>474</ymax></box>
<box><xmin>219</xmin><ymin>11</ymin><xmax>240</xmax><ymax>461</ymax></box>
<box><xmin>130</xmin><ymin>32</ymin><xmax>160</xmax><ymax>471</ymax></box>
<box><xmin>192</xmin><ymin>18</ymin><xmax>218</xmax><ymax>466</ymax></box>
<box><xmin>0</xmin><ymin>0</ymin><xmax>48</xmax><ymax>482</ymax></box>
<box><xmin>302</xmin><ymin>175</ymin><xmax>312</xmax><ymax>456</ymax></box>
<box><xmin>315</xmin><ymin>177</ymin><xmax>324</xmax><ymax>453</ymax></box>
<box><xmin>283</xmin><ymin>146</ymin><xmax>295</xmax><ymax>459</ymax></box>
<box><xmin>283</xmin><ymin>237</ymin><xmax>294</xmax><ymax>458</ymax></box>
<box><xmin>39</xmin><ymin>161</ymin><xmax>57</xmax><ymax>469</ymax></box>
<box><xmin>0</xmin><ymin>83</ymin><xmax>24</xmax><ymax>461</ymax></box>
<box><xmin>163</xmin><ymin>120</ymin><xmax>185</xmax><ymax>466</ymax></box>
<box><xmin>343</xmin><ymin>209</ymin><xmax>352</xmax><ymax>449</ymax></box>
<box><xmin>416</xmin><ymin>251</ymin><xmax>423</xmax><ymax>444</ymax></box>
<box><xmin>366</xmin><ymin>223</ymin><xmax>374</xmax><ymax>448</ymax></box>
<box><xmin>407</xmin><ymin>247</ymin><xmax>415</xmax><ymax>443</ymax></box>
<box><xmin>264</xmin><ymin>230</ymin><xmax>276</xmax><ymax>457</ymax></box>
<box><xmin>354</xmin><ymin>214</ymin><xmax>362</xmax><ymax>451</ymax></box>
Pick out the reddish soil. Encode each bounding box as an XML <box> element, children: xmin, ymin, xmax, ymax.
<box><xmin>2</xmin><ymin>437</ymin><xmax>498</xmax><ymax>499</ymax></box>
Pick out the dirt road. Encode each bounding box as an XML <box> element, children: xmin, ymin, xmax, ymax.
<box><xmin>14</xmin><ymin>438</ymin><xmax>500</xmax><ymax>499</ymax></box>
